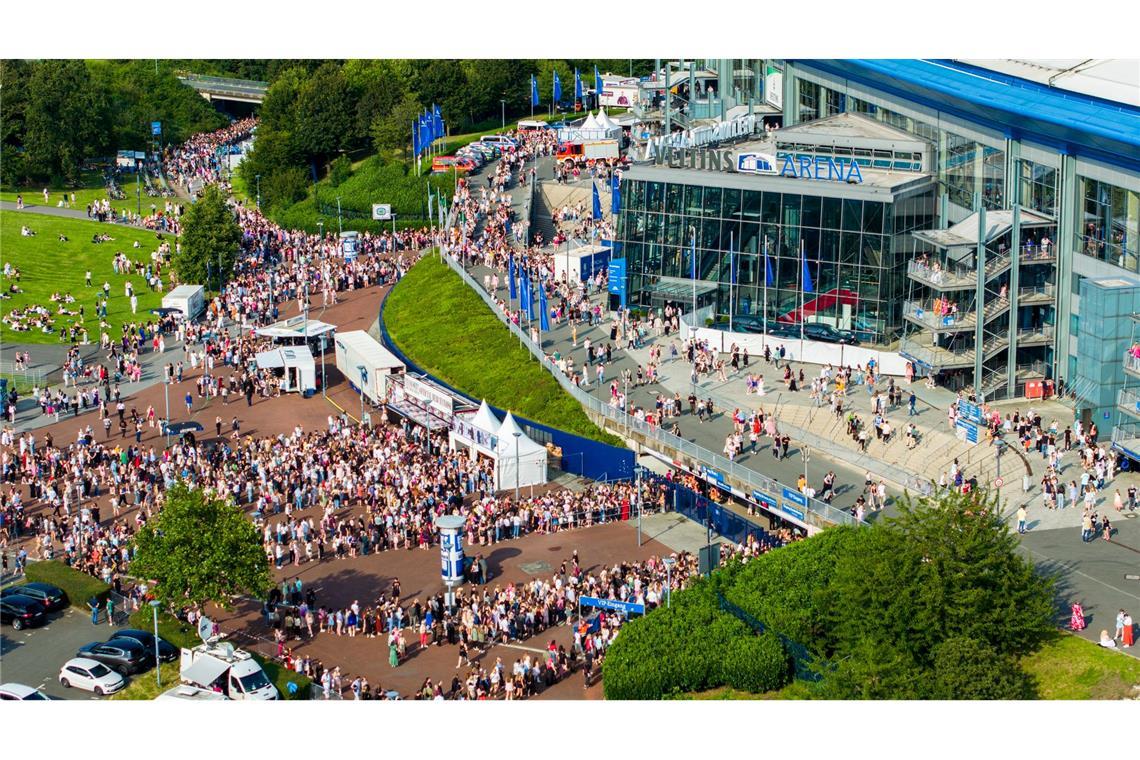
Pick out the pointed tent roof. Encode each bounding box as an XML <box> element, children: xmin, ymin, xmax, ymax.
<box><xmin>496</xmin><ymin>411</ymin><xmax>547</xmax><ymax>457</ymax></box>
<box><xmin>597</xmin><ymin>110</ymin><xmax>619</xmax><ymax>130</ymax></box>
<box><xmin>471</xmin><ymin>399</ymin><xmax>502</xmax><ymax>434</ymax></box>
<box><xmin>582</xmin><ymin>112</ymin><xmax>600</xmax><ymax>130</ymax></box>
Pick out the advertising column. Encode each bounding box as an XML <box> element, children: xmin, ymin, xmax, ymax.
<box><xmin>434</xmin><ymin>514</ymin><xmax>467</xmax><ymax>610</ymax></box>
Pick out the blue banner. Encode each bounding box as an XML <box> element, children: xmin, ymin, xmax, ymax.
<box><xmin>539</xmin><ymin>283</ymin><xmax>550</xmax><ymax>332</ymax></box>
<box><xmin>553</xmin><ymin>70</ymin><xmax>562</xmax><ymax>104</ymax></box>
<box><xmin>592</xmin><ymin>182</ymin><xmax>602</xmax><ymax>220</ymax></box>
<box><xmin>611</xmin><ymin>174</ymin><xmax>621</xmax><ymax>214</ymax></box>
<box><xmin>519</xmin><ymin>269</ymin><xmax>530</xmax><ymax>315</ymax></box>
<box><xmin>579</xmin><ymin>596</ymin><xmax>645</xmax><ymax>615</ymax></box>
<box><xmin>508</xmin><ymin>254</ymin><xmax>517</xmax><ymax>300</ymax></box>
<box><xmin>801</xmin><ymin>247</ymin><xmax>814</xmax><ymax>293</ymax></box>
<box><xmin>433</xmin><ymin>104</ymin><xmax>444</xmax><ymax>142</ymax></box>
<box><xmin>751</xmin><ymin>490</ymin><xmax>778</xmax><ymax>513</ymax></box>
<box><xmin>575</xmin><ymin>69</ymin><xmax>583</xmax><ymax>102</ymax></box>
<box><xmin>531</xmin><ymin>75</ymin><xmax>539</xmax><ymax>107</ymax></box>
<box><xmin>526</xmin><ymin>274</ymin><xmax>536</xmax><ymax>321</ymax></box>
<box><xmin>782</xmin><ymin>487</ymin><xmax>807</xmax><ymax>509</ymax></box>
<box><xmin>594</xmin><ymin>66</ymin><xmax>603</xmax><ymax>98</ymax></box>
<box><xmin>690</xmin><ymin>238</ymin><xmax>697</xmax><ymax>280</ymax></box>
<box><xmin>151</xmin><ymin>121</ymin><xmax>162</xmax><ymax>136</ymax></box>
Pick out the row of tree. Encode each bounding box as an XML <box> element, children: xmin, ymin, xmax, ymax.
<box><xmin>1</xmin><ymin>59</ymin><xmax>228</xmax><ymax>186</ymax></box>
<box><xmin>238</xmin><ymin>59</ymin><xmax>653</xmax><ymax>213</ymax></box>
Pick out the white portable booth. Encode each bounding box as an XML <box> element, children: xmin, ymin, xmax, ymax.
<box><xmin>255</xmin><ymin>345</ymin><xmax>317</xmax><ymax>394</ymax></box>
<box><xmin>333</xmin><ymin>330</ymin><xmax>405</xmax><ymax>404</ymax></box>
<box><xmin>553</xmin><ymin>243</ymin><xmax>613</xmax><ymax>285</ymax></box>
<box><xmin>162</xmin><ymin>285</ymin><xmax>205</xmax><ymax>321</ymax></box>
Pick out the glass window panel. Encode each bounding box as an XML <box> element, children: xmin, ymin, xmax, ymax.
<box><xmin>646</xmin><ymin>181</ymin><xmax>663</xmax><ymax>212</ymax></box>
<box><xmin>842</xmin><ymin>198</ymin><xmax>862</xmax><ymax>232</ymax></box>
<box><xmin>762</xmin><ymin>192</ymin><xmax>781</xmax><ymax>224</ymax></box>
<box><xmin>822</xmin><ymin>197</ymin><xmax>842</xmax><ymax>229</ymax></box>
<box><xmin>801</xmin><ymin>195</ymin><xmax>821</xmax><ymax>228</ymax></box>
<box><xmin>703</xmin><ymin>187</ymin><xmax>722</xmax><ymax>217</ymax></box>
<box><xmin>665</xmin><ymin>183</ymin><xmax>683</xmax><ymax>213</ymax></box>
<box><xmin>683</xmin><ymin>185</ymin><xmax>702</xmax><ymax>216</ymax></box>
<box><xmin>722</xmin><ymin>188</ymin><xmax>742</xmax><ymax>222</ymax></box>
<box><xmin>782</xmin><ymin>193</ymin><xmax>801</xmax><ymax>229</ymax></box>
<box><xmin>862</xmin><ymin>201</ymin><xmax>883</xmax><ymax>234</ymax></box>
<box><xmin>742</xmin><ymin>190</ymin><xmax>763</xmax><ymax>220</ymax></box>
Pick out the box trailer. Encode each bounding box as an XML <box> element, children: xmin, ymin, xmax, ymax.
<box><xmin>162</xmin><ymin>285</ymin><xmax>205</xmax><ymax>321</ymax></box>
<box><xmin>334</xmin><ymin>330</ymin><xmax>405</xmax><ymax>404</ymax></box>
<box><xmin>553</xmin><ymin>243</ymin><xmax>613</xmax><ymax>286</ymax></box>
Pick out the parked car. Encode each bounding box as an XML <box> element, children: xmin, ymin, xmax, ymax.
<box><xmin>58</xmin><ymin>657</ymin><xmax>126</xmax><ymax>696</ymax></box>
<box><xmin>432</xmin><ymin>156</ymin><xmax>477</xmax><ymax>174</ymax></box>
<box><xmin>77</xmin><ymin>638</ymin><xmax>153</xmax><ymax>675</ymax></box>
<box><xmin>0</xmin><ymin>683</ymin><xmax>50</xmax><ymax>700</ymax></box>
<box><xmin>1</xmin><ymin>596</ymin><xmax>46</xmax><ymax>630</ymax></box>
<box><xmin>111</xmin><ymin>629</ymin><xmax>179</xmax><ymax>662</ymax></box>
<box><xmin>802</xmin><ymin>322</ymin><xmax>860</xmax><ymax>344</ymax></box>
<box><xmin>1</xmin><ymin>582</ymin><xmax>67</xmax><ymax>612</ymax></box>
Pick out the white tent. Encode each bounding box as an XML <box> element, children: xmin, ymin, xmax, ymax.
<box><xmin>596</xmin><ymin>110</ymin><xmax>620</xmax><ymax>131</ymax></box>
<box><xmin>495</xmin><ymin>411</ymin><xmax>548</xmax><ymax>491</ymax></box>
<box><xmin>255</xmin><ymin>345</ymin><xmax>317</xmax><ymax>394</ymax></box>
<box><xmin>583</xmin><ymin>112</ymin><xmax>600</xmax><ymax>130</ymax></box>
<box><xmin>471</xmin><ymin>399</ymin><xmax>501</xmax><ymax>434</ymax></box>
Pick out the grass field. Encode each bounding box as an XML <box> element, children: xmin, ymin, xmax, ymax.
<box><xmin>384</xmin><ymin>255</ymin><xmax>623</xmax><ymax>446</ymax></box>
<box><xmin>1022</xmin><ymin>632</ymin><xmax>1140</xmax><ymax>699</ymax></box>
<box><xmin>1</xmin><ymin>213</ymin><xmax>169</xmax><ymax>345</ymax></box>
<box><xmin>1</xmin><ymin>170</ymin><xmax>155</xmax><ymax>216</ymax></box>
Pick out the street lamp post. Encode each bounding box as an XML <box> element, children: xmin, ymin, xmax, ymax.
<box><xmin>255</xmin><ymin>174</ymin><xmax>261</xmax><ymax>210</ymax></box>
<box><xmin>663</xmin><ymin>556</ymin><xmax>675</xmax><ymax>608</ymax></box>
<box><xmin>500</xmin><ymin>99</ymin><xmax>506</xmax><ymax>131</ymax></box>
<box><xmin>513</xmin><ymin>432</ymin><xmax>522</xmax><ymax>503</ymax></box>
<box><xmin>636</xmin><ymin>465</ymin><xmax>643</xmax><ymax>547</ymax></box>
<box><xmin>802</xmin><ymin>445</ymin><xmax>810</xmax><ymax>487</ymax></box>
<box><xmin>149</xmin><ymin>599</ymin><xmax>162</xmax><ymax>688</ymax></box>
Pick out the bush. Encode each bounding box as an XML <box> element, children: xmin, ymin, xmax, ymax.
<box><xmin>930</xmin><ymin>636</ymin><xmax>1035</xmax><ymax>700</ymax></box>
<box><xmin>24</xmin><ymin>560</ymin><xmax>110</xmax><ymax>610</ymax></box>
<box><xmin>602</xmin><ymin>581</ymin><xmax>752</xmax><ymax>700</ymax></box>
<box><xmin>327</xmin><ymin>155</ymin><xmax>353</xmax><ymax>187</ymax></box>
<box><xmin>723</xmin><ymin>632</ymin><xmax>793</xmax><ymax>694</ymax></box>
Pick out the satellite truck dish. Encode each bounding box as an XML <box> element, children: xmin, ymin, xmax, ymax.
<box><xmin>218</xmin><ymin>642</ymin><xmax>235</xmax><ymax>658</ymax></box>
<box><xmin>198</xmin><ymin>616</ymin><xmax>214</xmax><ymax>644</ymax></box>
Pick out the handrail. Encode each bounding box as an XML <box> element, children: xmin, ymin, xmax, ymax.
<box><xmin>434</xmin><ymin>250</ymin><xmax>886</xmax><ymax>527</ymax></box>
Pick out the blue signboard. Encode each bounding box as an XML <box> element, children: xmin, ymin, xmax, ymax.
<box><xmin>782</xmin><ymin>503</ymin><xmax>806</xmax><ymax>522</ymax></box>
<box><xmin>955</xmin><ymin>417</ymin><xmax>979</xmax><ymax>444</ymax></box>
<box><xmin>607</xmin><ymin>258</ymin><xmax>627</xmax><ymax>308</ymax></box>
<box><xmin>781</xmin><ymin>487</ymin><xmax>807</xmax><ymax>508</ymax></box>
<box><xmin>151</xmin><ymin>121</ymin><xmax>162</xmax><ymax>136</ymax></box>
<box><xmin>579</xmin><ymin>596</ymin><xmax>645</xmax><ymax>616</ymax></box>
<box><xmin>751</xmin><ymin>490</ymin><xmax>778</xmax><ymax>512</ymax></box>
<box><xmin>702</xmin><ymin>467</ymin><xmax>724</xmax><ymax>484</ymax></box>
<box><xmin>957</xmin><ymin>400</ymin><xmax>983</xmax><ymax>425</ymax></box>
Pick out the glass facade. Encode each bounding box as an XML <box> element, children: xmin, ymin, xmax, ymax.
<box><xmin>793</xmin><ymin>77</ymin><xmax>1005</xmax><ymax>213</ymax></box>
<box><xmin>618</xmin><ymin>178</ymin><xmax>935</xmax><ymax>344</ymax></box>
<box><xmin>1018</xmin><ymin>159</ymin><xmax>1058</xmax><ymax>218</ymax></box>
<box><xmin>1077</xmin><ymin>176</ymin><xmax>1140</xmax><ymax>272</ymax></box>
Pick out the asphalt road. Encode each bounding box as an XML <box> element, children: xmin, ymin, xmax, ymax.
<box><xmin>0</xmin><ymin>604</ymin><xmax>132</xmax><ymax>700</ymax></box>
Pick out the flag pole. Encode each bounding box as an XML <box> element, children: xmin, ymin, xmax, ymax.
<box><xmin>799</xmin><ymin>238</ymin><xmax>806</xmax><ymax>343</ymax></box>
<box><xmin>763</xmin><ymin>236</ymin><xmax>769</xmax><ymax>340</ymax></box>
<box><xmin>729</xmin><ymin>230</ymin><xmax>734</xmax><ymax>333</ymax></box>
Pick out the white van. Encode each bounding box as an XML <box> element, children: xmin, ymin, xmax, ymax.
<box><xmin>481</xmin><ymin>135</ymin><xmax>518</xmax><ymax>149</ymax></box>
<box><xmin>516</xmin><ymin>120</ymin><xmax>550</xmax><ymax>131</ymax></box>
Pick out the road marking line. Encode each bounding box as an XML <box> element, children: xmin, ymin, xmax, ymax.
<box><xmin>498</xmin><ymin>643</ymin><xmax>548</xmax><ymax>654</ymax></box>
<box><xmin>1020</xmin><ymin>546</ymin><xmax>1140</xmax><ymax>602</ymax></box>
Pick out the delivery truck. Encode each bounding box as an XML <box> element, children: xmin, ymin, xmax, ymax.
<box><xmin>161</xmin><ymin>285</ymin><xmax>205</xmax><ymax>321</ymax></box>
<box><xmin>334</xmin><ymin>330</ymin><xmax>405</xmax><ymax>405</ymax></box>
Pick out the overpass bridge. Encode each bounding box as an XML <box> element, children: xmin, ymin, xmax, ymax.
<box><xmin>178</xmin><ymin>73</ymin><xmax>268</xmax><ymax>105</ymax></box>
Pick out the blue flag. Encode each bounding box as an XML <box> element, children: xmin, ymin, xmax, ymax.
<box><xmin>508</xmin><ymin>254</ymin><xmax>517</xmax><ymax>300</ymax></box>
<box><xmin>531</xmin><ymin>75</ymin><xmax>539</xmax><ymax>107</ymax></box>
<box><xmin>539</xmin><ymin>282</ymin><xmax>550</xmax><ymax>332</ymax></box>
<box><xmin>575</xmin><ymin>69</ymin><xmax>583</xmax><ymax>102</ymax></box>
<box><xmin>801</xmin><ymin>245</ymin><xmax>814</xmax><ymax>293</ymax></box>
<box><xmin>527</xmin><ymin>276</ymin><xmax>536</xmax><ymax>321</ymax></box>
<box><xmin>519</xmin><ymin>268</ymin><xmax>529</xmax><ymax>314</ymax></box>
<box><xmin>690</xmin><ymin>238</ymin><xmax>697</xmax><ymax>280</ymax></box>
<box><xmin>592</xmin><ymin>182</ymin><xmax>601</xmax><ymax>220</ymax></box>
<box><xmin>729</xmin><ymin>237</ymin><xmax>737</xmax><ymax>284</ymax></box>
<box><xmin>594</xmin><ymin>66</ymin><xmax>603</xmax><ymax>99</ymax></box>
<box><xmin>433</xmin><ymin>104</ymin><xmax>443</xmax><ymax>142</ymax></box>
<box><xmin>611</xmin><ymin>174</ymin><xmax>621</xmax><ymax>214</ymax></box>
<box><xmin>412</xmin><ymin>119</ymin><xmax>421</xmax><ymax>157</ymax></box>
<box><xmin>553</xmin><ymin>70</ymin><xmax>562</xmax><ymax>104</ymax></box>
<box><xmin>764</xmin><ymin>239</ymin><xmax>774</xmax><ymax>286</ymax></box>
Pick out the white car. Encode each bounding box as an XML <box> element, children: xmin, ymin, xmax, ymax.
<box><xmin>59</xmin><ymin>657</ymin><xmax>126</xmax><ymax>696</ymax></box>
<box><xmin>0</xmin><ymin>683</ymin><xmax>50</xmax><ymax>700</ymax></box>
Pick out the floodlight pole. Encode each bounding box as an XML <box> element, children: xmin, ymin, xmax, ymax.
<box><xmin>150</xmin><ymin>600</ymin><xmax>162</xmax><ymax>688</ymax></box>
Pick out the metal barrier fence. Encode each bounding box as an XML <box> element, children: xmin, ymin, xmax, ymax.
<box><xmin>0</xmin><ymin>362</ymin><xmax>48</xmax><ymax>389</ymax></box>
<box><xmin>436</xmin><ymin>251</ymin><xmax>865</xmax><ymax>528</ymax></box>
<box><xmin>645</xmin><ymin>471</ymin><xmax>784</xmax><ymax>549</ymax></box>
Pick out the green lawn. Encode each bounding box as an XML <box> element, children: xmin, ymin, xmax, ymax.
<box><xmin>1</xmin><ymin>170</ymin><xmax>152</xmax><ymax>216</ymax></box>
<box><xmin>1022</xmin><ymin>632</ymin><xmax>1140</xmax><ymax>699</ymax></box>
<box><xmin>109</xmin><ymin>661</ymin><xmax>181</xmax><ymax>700</ymax></box>
<box><xmin>1</xmin><ymin>213</ymin><xmax>169</xmax><ymax>345</ymax></box>
<box><xmin>384</xmin><ymin>255</ymin><xmax>623</xmax><ymax>446</ymax></box>
<box><xmin>677</xmin><ymin>680</ymin><xmax>818</xmax><ymax>700</ymax></box>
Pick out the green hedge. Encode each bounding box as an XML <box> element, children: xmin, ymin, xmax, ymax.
<box><xmin>722</xmin><ymin>632</ymin><xmax>793</xmax><ymax>694</ymax></box>
<box><xmin>602</xmin><ymin>581</ymin><xmax>756</xmax><ymax>700</ymax></box>
<box><xmin>24</xmin><ymin>561</ymin><xmax>110</xmax><ymax>610</ymax></box>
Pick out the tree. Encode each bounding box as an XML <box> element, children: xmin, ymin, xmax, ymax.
<box><xmin>294</xmin><ymin>62</ymin><xmax>355</xmax><ymax>160</ymax></box>
<box><xmin>930</xmin><ymin>636</ymin><xmax>1036</xmax><ymax>699</ymax></box>
<box><xmin>23</xmin><ymin>60</ymin><xmax>111</xmax><ymax>183</ymax></box>
<box><xmin>174</xmin><ymin>185</ymin><xmax>242</xmax><ymax>289</ymax></box>
<box><xmin>371</xmin><ymin>93</ymin><xmax>423</xmax><ymax>159</ymax></box>
<box><xmin>130</xmin><ymin>483</ymin><xmax>270</xmax><ymax>609</ymax></box>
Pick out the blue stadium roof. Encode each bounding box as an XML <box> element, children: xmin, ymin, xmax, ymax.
<box><xmin>791</xmin><ymin>59</ymin><xmax>1140</xmax><ymax>172</ymax></box>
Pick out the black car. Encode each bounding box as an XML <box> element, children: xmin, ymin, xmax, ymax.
<box><xmin>0</xmin><ymin>596</ymin><xmax>47</xmax><ymax>630</ymax></box>
<box><xmin>802</xmin><ymin>323</ymin><xmax>860</xmax><ymax>345</ymax></box>
<box><xmin>1</xmin><ymin>582</ymin><xmax>68</xmax><ymax>612</ymax></box>
<box><xmin>77</xmin><ymin>638</ymin><xmax>153</xmax><ymax>675</ymax></box>
<box><xmin>111</xmin><ymin>629</ymin><xmax>179</xmax><ymax>662</ymax></box>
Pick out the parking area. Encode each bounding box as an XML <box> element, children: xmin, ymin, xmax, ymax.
<box><xmin>1</xmin><ymin>603</ymin><xmax>133</xmax><ymax>700</ymax></box>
